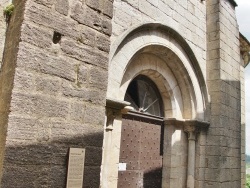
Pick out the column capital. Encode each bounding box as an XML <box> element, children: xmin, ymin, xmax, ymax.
<box><xmin>183</xmin><ymin>120</ymin><xmax>209</xmax><ymax>140</ymax></box>
<box><xmin>184</xmin><ymin>119</ymin><xmax>210</xmax><ymax>131</ymax></box>
<box><xmin>163</xmin><ymin>118</ymin><xmax>210</xmax><ymax>139</ymax></box>
<box><xmin>105</xmin><ymin>98</ymin><xmax>131</xmax><ymax>131</ymax></box>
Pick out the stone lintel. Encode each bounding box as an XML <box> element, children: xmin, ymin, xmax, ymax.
<box><xmin>163</xmin><ymin>118</ymin><xmax>185</xmax><ymax>126</ymax></box>
<box><xmin>106</xmin><ymin>98</ymin><xmax>131</xmax><ymax>110</ymax></box>
<box><xmin>164</xmin><ymin>118</ymin><xmax>210</xmax><ymax>133</ymax></box>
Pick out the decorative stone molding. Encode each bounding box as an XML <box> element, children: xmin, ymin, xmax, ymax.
<box><xmin>184</xmin><ymin>120</ymin><xmax>210</xmax><ymax>139</ymax></box>
<box><xmin>108</xmin><ymin>23</ymin><xmax>209</xmax><ymax>120</ymax></box>
<box><xmin>164</xmin><ymin>118</ymin><xmax>209</xmax><ymax>130</ymax></box>
<box><xmin>240</xmin><ymin>33</ymin><xmax>250</xmax><ymax>67</ymax></box>
<box><xmin>105</xmin><ymin>98</ymin><xmax>131</xmax><ymax>131</ymax></box>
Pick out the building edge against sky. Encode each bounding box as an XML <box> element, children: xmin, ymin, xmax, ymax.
<box><xmin>235</xmin><ymin>0</ymin><xmax>250</xmax><ymax>156</ymax></box>
<box><xmin>0</xmin><ymin>0</ymin><xmax>250</xmax><ymax>188</ymax></box>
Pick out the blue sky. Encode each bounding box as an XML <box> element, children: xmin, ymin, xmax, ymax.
<box><xmin>235</xmin><ymin>0</ymin><xmax>250</xmax><ymax>154</ymax></box>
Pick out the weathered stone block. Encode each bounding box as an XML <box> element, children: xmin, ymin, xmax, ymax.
<box><xmin>84</xmin><ymin>146</ymin><xmax>102</xmax><ymax>166</ymax></box>
<box><xmin>89</xmin><ymin>67</ymin><xmax>108</xmax><ymax>90</ymax></box>
<box><xmin>83</xmin><ymin>166</ymin><xmax>101</xmax><ymax>188</ymax></box>
<box><xmin>62</xmin><ymin>80</ymin><xmax>105</xmax><ymax>105</ymax></box>
<box><xmin>85</xmin><ymin>0</ymin><xmax>113</xmax><ymax>18</ymax></box>
<box><xmin>10</xmin><ymin>92</ymin><xmax>70</xmax><ymax>118</ymax></box>
<box><xmin>26</xmin><ymin>2</ymin><xmax>79</xmax><ymax>39</ymax></box>
<box><xmin>78</xmin><ymin>25</ymin><xmax>96</xmax><ymax>47</ymax></box>
<box><xmin>50</xmin><ymin>121</ymin><xmax>104</xmax><ymax>147</ymax></box>
<box><xmin>34</xmin><ymin>0</ymin><xmax>55</xmax><ymax>8</ymax></box>
<box><xmin>70</xmin><ymin>101</ymin><xmax>85</xmax><ymax>122</ymax></box>
<box><xmin>13</xmin><ymin>68</ymin><xmax>34</xmax><ymax>92</ymax></box>
<box><xmin>77</xmin><ymin>64</ymin><xmax>89</xmax><ymax>85</ymax></box>
<box><xmin>55</xmin><ymin>0</ymin><xmax>69</xmax><ymax>16</ymax></box>
<box><xmin>86</xmin><ymin>0</ymin><xmax>101</xmax><ymax>12</ymax></box>
<box><xmin>96</xmin><ymin>32</ymin><xmax>110</xmax><ymax>52</ymax></box>
<box><xmin>71</xmin><ymin>2</ymin><xmax>100</xmax><ymax>30</ymax></box>
<box><xmin>6</xmin><ymin>116</ymin><xmax>37</xmax><ymax>141</ymax></box>
<box><xmin>4</xmin><ymin>143</ymin><xmax>52</xmax><ymax>165</ymax></box>
<box><xmin>48</xmin><ymin>165</ymin><xmax>67</xmax><ymax>187</ymax></box>
<box><xmin>84</xmin><ymin>105</ymin><xmax>105</xmax><ymax>125</ymax></box>
<box><xmin>61</xmin><ymin>38</ymin><xmax>108</xmax><ymax>69</ymax></box>
<box><xmin>21</xmin><ymin>24</ymin><xmax>52</xmax><ymax>49</ymax></box>
<box><xmin>87</xmin><ymin>89</ymin><xmax>106</xmax><ymax>105</ymax></box>
<box><xmin>35</xmin><ymin>76</ymin><xmax>61</xmax><ymax>95</ymax></box>
<box><xmin>103</xmin><ymin>0</ymin><xmax>113</xmax><ymax>18</ymax></box>
<box><xmin>71</xmin><ymin>2</ymin><xmax>112</xmax><ymax>35</ymax></box>
<box><xmin>62</xmin><ymin>80</ymin><xmax>89</xmax><ymax>99</ymax></box>
<box><xmin>1</xmin><ymin>165</ymin><xmax>50</xmax><ymax>188</ymax></box>
<box><xmin>18</xmin><ymin>44</ymin><xmax>77</xmax><ymax>81</ymax></box>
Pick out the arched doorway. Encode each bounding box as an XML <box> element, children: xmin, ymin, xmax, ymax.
<box><xmin>118</xmin><ymin>75</ymin><xmax>164</xmax><ymax>188</ymax></box>
<box><xmin>101</xmin><ymin>23</ymin><xmax>209</xmax><ymax>188</ymax></box>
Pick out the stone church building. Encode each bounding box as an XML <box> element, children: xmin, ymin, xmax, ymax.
<box><xmin>0</xmin><ymin>0</ymin><xmax>250</xmax><ymax>187</ymax></box>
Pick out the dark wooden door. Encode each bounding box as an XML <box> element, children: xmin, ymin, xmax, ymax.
<box><xmin>118</xmin><ymin>112</ymin><xmax>163</xmax><ymax>188</ymax></box>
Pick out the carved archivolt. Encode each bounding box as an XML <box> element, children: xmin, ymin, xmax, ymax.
<box><xmin>108</xmin><ymin>23</ymin><xmax>209</xmax><ymax>121</ymax></box>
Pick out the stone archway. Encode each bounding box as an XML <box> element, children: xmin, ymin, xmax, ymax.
<box><xmin>101</xmin><ymin>23</ymin><xmax>209</xmax><ymax>188</ymax></box>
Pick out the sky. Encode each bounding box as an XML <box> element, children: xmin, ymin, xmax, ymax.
<box><xmin>235</xmin><ymin>0</ymin><xmax>250</xmax><ymax>155</ymax></box>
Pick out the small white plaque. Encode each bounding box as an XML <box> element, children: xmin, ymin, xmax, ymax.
<box><xmin>118</xmin><ymin>163</ymin><xmax>127</xmax><ymax>171</ymax></box>
<box><xmin>66</xmin><ymin>148</ymin><xmax>85</xmax><ymax>188</ymax></box>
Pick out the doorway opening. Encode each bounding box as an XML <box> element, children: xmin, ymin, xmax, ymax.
<box><xmin>118</xmin><ymin>75</ymin><xmax>164</xmax><ymax>188</ymax></box>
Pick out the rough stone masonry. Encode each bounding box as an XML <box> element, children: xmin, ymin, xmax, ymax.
<box><xmin>0</xmin><ymin>0</ymin><xmax>113</xmax><ymax>187</ymax></box>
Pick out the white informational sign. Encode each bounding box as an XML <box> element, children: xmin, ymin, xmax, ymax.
<box><xmin>66</xmin><ymin>148</ymin><xmax>86</xmax><ymax>188</ymax></box>
<box><xmin>118</xmin><ymin>163</ymin><xmax>127</xmax><ymax>171</ymax></box>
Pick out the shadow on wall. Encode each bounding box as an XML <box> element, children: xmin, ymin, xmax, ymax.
<box><xmin>1</xmin><ymin>132</ymin><xmax>104</xmax><ymax>188</ymax></box>
<box><xmin>143</xmin><ymin>167</ymin><xmax>162</xmax><ymax>188</ymax></box>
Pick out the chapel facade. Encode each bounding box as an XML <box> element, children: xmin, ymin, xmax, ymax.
<box><xmin>0</xmin><ymin>0</ymin><xmax>249</xmax><ymax>187</ymax></box>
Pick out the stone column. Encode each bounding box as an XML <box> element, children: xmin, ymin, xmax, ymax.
<box><xmin>161</xmin><ymin>119</ymin><xmax>209</xmax><ymax>188</ymax></box>
<box><xmin>184</xmin><ymin>120</ymin><xmax>209</xmax><ymax>188</ymax></box>
<box><xmin>184</xmin><ymin>125</ymin><xmax>196</xmax><ymax>188</ymax></box>
<box><xmin>101</xmin><ymin>98</ymin><xmax>131</xmax><ymax>188</ymax></box>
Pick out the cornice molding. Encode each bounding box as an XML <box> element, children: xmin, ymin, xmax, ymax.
<box><xmin>164</xmin><ymin>118</ymin><xmax>210</xmax><ymax>131</ymax></box>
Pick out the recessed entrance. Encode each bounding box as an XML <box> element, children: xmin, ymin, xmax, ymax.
<box><xmin>118</xmin><ymin>75</ymin><xmax>164</xmax><ymax>188</ymax></box>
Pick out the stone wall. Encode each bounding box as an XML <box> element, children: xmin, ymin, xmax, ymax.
<box><xmin>240</xmin><ymin>56</ymin><xmax>246</xmax><ymax>187</ymax></box>
<box><xmin>206</xmin><ymin>0</ymin><xmax>242</xmax><ymax>187</ymax></box>
<box><xmin>111</xmin><ymin>0</ymin><xmax>207</xmax><ymax>79</ymax></box>
<box><xmin>0</xmin><ymin>0</ymin><xmax>113</xmax><ymax>187</ymax></box>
